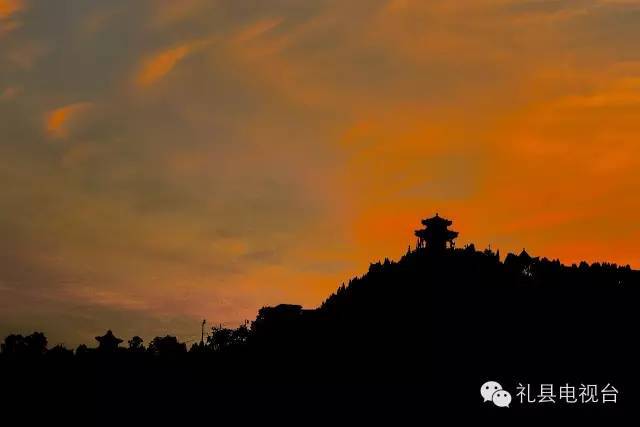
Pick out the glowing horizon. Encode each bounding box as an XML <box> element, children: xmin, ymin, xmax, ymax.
<box><xmin>1</xmin><ymin>0</ymin><xmax>640</xmax><ymax>346</ymax></box>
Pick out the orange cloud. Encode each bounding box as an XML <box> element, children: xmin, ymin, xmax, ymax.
<box><xmin>232</xmin><ymin>17</ymin><xmax>283</xmax><ymax>45</ymax></box>
<box><xmin>0</xmin><ymin>0</ymin><xmax>24</xmax><ymax>35</ymax></box>
<box><xmin>0</xmin><ymin>0</ymin><xmax>23</xmax><ymax>19</ymax></box>
<box><xmin>44</xmin><ymin>102</ymin><xmax>93</xmax><ymax>139</ymax></box>
<box><xmin>135</xmin><ymin>41</ymin><xmax>209</xmax><ymax>88</ymax></box>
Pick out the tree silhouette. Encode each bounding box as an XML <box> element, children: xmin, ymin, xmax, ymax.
<box><xmin>128</xmin><ymin>336</ymin><xmax>144</xmax><ymax>352</ymax></box>
<box><xmin>147</xmin><ymin>335</ymin><xmax>186</xmax><ymax>356</ymax></box>
<box><xmin>1</xmin><ymin>334</ymin><xmax>26</xmax><ymax>356</ymax></box>
<box><xmin>24</xmin><ymin>332</ymin><xmax>48</xmax><ymax>356</ymax></box>
<box><xmin>1</xmin><ymin>332</ymin><xmax>47</xmax><ymax>357</ymax></box>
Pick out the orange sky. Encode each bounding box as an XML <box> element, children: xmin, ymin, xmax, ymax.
<box><xmin>1</xmin><ymin>0</ymin><xmax>640</xmax><ymax>346</ymax></box>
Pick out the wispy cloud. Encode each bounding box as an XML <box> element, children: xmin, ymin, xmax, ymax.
<box><xmin>135</xmin><ymin>40</ymin><xmax>211</xmax><ymax>88</ymax></box>
<box><xmin>0</xmin><ymin>0</ymin><xmax>23</xmax><ymax>19</ymax></box>
<box><xmin>0</xmin><ymin>0</ymin><xmax>25</xmax><ymax>35</ymax></box>
<box><xmin>232</xmin><ymin>17</ymin><xmax>284</xmax><ymax>44</ymax></box>
<box><xmin>44</xmin><ymin>102</ymin><xmax>93</xmax><ymax>139</ymax></box>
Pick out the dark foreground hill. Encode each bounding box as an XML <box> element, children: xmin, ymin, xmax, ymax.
<box><xmin>2</xmin><ymin>217</ymin><xmax>639</xmax><ymax>420</ymax></box>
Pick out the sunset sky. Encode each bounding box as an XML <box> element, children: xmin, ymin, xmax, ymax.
<box><xmin>2</xmin><ymin>0</ymin><xmax>640</xmax><ymax>346</ymax></box>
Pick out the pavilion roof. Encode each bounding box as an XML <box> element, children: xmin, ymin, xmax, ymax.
<box><xmin>95</xmin><ymin>330</ymin><xmax>123</xmax><ymax>344</ymax></box>
<box><xmin>420</xmin><ymin>213</ymin><xmax>453</xmax><ymax>227</ymax></box>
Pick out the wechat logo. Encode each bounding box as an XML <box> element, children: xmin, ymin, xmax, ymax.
<box><xmin>481</xmin><ymin>381</ymin><xmax>512</xmax><ymax>408</ymax></box>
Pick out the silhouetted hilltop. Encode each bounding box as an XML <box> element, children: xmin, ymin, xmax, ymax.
<box><xmin>2</xmin><ymin>215</ymin><xmax>638</xmax><ymax>417</ymax></box>
<box><xmin>246</xmin><ymin>235</ymin><xmax>638</xmax><ymax>379</ymax></box>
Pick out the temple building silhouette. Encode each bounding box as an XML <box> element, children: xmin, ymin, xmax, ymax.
<box><xmin>415</xmin><ymin>214</ymin><xmax>459</xmax><ymax>251</ymax></box>
<box><xmin>95</xmin><ymin>330</ymin><xmax>123</xmax><ymax>352</ymax></box>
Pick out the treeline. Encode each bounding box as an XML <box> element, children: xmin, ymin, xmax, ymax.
<box><xmin>2</xmin><ymin>240</ymin><xmax>640</xmax><ymax>420</ymax></box>
<box><xmin>2</xmin><ymin>243</ymin><xmax>636</xmax><ymax>362</ymax></box>
<box><xmin>0</xmin><ymin>325</ymin><xmax>252</xmax><ymax>360</ymax></box>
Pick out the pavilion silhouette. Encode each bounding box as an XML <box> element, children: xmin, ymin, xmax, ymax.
<box><xmin>414</xmin><ymin>213</ymin><xmax>459</xmax><ymax>251</ymax></box>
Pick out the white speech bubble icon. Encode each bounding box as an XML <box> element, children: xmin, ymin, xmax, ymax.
<box><xmin>481</xmin><ymin>381</ymin><xmax>502</xmax><ymax>402</ymax></box>
<box><xmin>492</xmin><ymin>390</ymin><xmax>512</xmax><ymax>408</ymax></box>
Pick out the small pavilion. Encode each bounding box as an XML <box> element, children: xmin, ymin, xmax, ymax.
<box><xmin>95</xmin><ymin>330</ymin><xmax>123</xmax><ymax>352</ymax></box>
<box><xmin>415</xmin><ymin>214</ymin><xmax>459</xmax><ymax>251</ymax></box>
